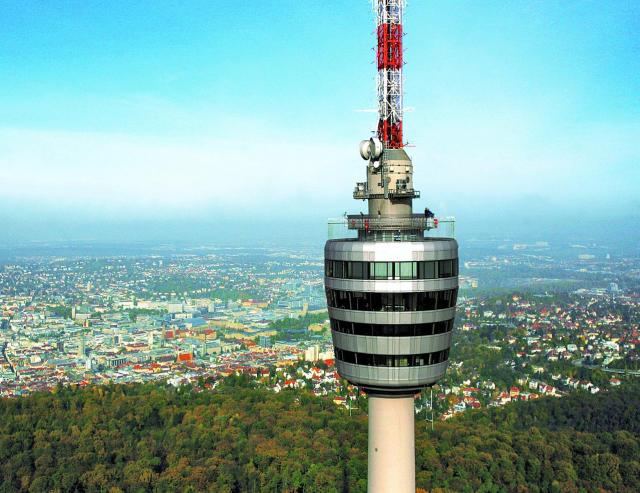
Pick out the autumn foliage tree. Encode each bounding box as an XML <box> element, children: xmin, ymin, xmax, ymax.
<box><xmin>0</xmin><ymin>380</ymin><xmax>638</xmax><ymax>492</ymax></box>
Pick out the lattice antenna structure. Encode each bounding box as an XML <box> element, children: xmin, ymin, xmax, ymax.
<box><xmin>375</xmin><ymin>0</ymin><xmax>405</xmax><ymax>149</ymax></box>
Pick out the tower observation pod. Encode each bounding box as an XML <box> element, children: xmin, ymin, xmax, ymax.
<box><xmin>324</xmin><ymin>2</ymin><xmax>458</xmax><ymax>492</ymax></box>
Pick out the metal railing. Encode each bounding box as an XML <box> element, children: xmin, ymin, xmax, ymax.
<box><xmin>353</xmin><ymin>183</ymin><xmax>420</xmax><ymax>200</ymax></box>
<box><xmin>327</xmin><ymin>215</ymin><xmax>455</xmax><ymax>240</ymax></box>
<box><xmin>346</xmin><ymin>214</ymin><xmax>436</xmax><ymax>231</ymax></box>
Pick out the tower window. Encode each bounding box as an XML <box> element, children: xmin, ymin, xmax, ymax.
<box><xmin>334</xmin><ymin>348</ymin><xmax>450</xmax><ymax>368</ymax></box>
<box><xmin>325</xmin><ymin>288</ymin><xmax>458</xmax><ymax>312</ymax></box>
<box><xmin>325</xmin><ymin>259</ymin><xmax>457</xmax><ymax>280</ymax></box>
<box><xmin>330</xmin><ymin>319</ymin><xmax>454</xmax><ymax>336</ymax></box>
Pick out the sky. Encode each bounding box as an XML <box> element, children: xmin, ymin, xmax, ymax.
<box><xmin>0</xmin><ymin>0</ymin><xmax>638</xmax><ymax>245</ymax></box>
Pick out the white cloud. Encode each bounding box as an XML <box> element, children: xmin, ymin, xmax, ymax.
<box><xmin>1</xmin><ymin>113</ymin><xmax>637</xmax><ymax>222</ymax></box>
<box><xmin>0</xmin><ymin>127</ymin><xmax>358</xmax><ymax>218</ymax></box>
<box><xmin>409</xmin><ymin>110</ymin><xmax>640</xmax><ymax>212</ymax></box>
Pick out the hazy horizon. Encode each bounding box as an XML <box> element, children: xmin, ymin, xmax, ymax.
<box><xmin>2</xmin><ymin>212</ymin><xmax>638</xmax><ymax>251</ymax></box>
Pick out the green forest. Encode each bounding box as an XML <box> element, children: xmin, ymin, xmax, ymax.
<box><xmin>0</xmin><ymin>379</ymin><xmax>639</xmax><ymax>493</ymax></box>
<box><xmin>268</xmin><ymin>312</ymin><xmax>328</xmax><ymax>331</ymax></box>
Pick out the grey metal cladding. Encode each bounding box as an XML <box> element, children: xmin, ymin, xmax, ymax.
<box><xmin>328</xmin><ymin>306</ymin><xmax>457</xmax><ymax>324</ymax></box>
<box><xmin>332</xmin><ymin>330</ymin><xmax>452</xmax><ymax>355</ymax></box>
<box><xmin>325</xmin><ymin>238</ymin><xmax>458</xmax><ymax>391</ymax></box>
<box><xmin>325</xmin><ymin>277</ymin><xmax>458</xmax><ymax>292</ymax></box>
<box><xmin>334</xmin><ymin>360</ymin><xmax>449</xmax><ymax>388</ymax></box>
<box><xmin>325</xmin><ymin>238</ymin><xmax>458</xmax><ymax>262</ymax></box>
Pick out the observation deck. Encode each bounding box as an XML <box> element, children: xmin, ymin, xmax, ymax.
<box><xmin>346</xmin><ymin>213</ymin><xmax>436</xmax><ymax>232</ymax></box>
<box><xmin>325</xmin><ymin>237</ymin><xmax>458</xmax><ymax>395</ymax></box>
<box><xmin>328</xmin><ymin>215</ymin><xmax>455</xmax><ymax>241</ymax></box>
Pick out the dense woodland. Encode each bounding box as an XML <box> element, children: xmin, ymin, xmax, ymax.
<box><xmin>0</xmin><ymin>378</ymin><xmax>639</xmax><ymax>493</ymax></box>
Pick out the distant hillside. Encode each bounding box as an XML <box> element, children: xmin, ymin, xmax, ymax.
<box><xmin>0</xmin><ymin>379</ymin><xmax>638</xmax><ymax>493</ymax></box>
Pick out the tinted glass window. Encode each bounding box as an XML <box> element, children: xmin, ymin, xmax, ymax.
<box><xmin>325</xmin><ymin>288</ymin><xmax>458</xmax><ymax>312</ymax></box>
<box><xmin>419</xmin><ymin>261</ymin><xmax>436</xmax><ymax>279</ymax></box>
<box><xmin>372</xmin><ymin>262</ymin><xmax>388</xmax><ymax>279</ymax></box>
<box><xmin>438</xmin><ymin>260</ymin><xmax>453</xmax><ymax>278</ymax></box>
<box><xmin>399</xmin><ymin>262</ymin><xmax>414</xmax><ymax>279</ymax></box>
<box><xmin>335</xmin><ymin>348</ymin><xmax>450</xmax><ymax>367</ymax></box>
<box><xmin>330</xmin><ymin>319</ymin><xmax>455</xmax><ymax>337</ymax></box>
<box><xmin>325</xmin><ymin>259</ymin><xmax>456</xmax><ymax>280</ymax></box>
<box><xmin>350</xmin><ymin>261</ymin><xmax>364</xmax><ymax>279</ymax></box>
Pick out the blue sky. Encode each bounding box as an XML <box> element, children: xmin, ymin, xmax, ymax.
<box><xmin>0</xmin><ymin>1</ymin><xmax>638</xmax><ymax>243</ymax></box>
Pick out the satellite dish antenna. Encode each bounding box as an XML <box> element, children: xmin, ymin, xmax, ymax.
<box><xmin>360</xmin><ymin>137</ymin><xmax>383</xmax><ymax>165</ymax></box>
<box><xmin>359</xmin><ymin>140</ymin><xmax>371</xmax><ymax>160</ymax></box>
<box><xmin>369</xmin><ymin>137</ymin><xmax>383</xmax><ymax>167</ymax></box>
<box><xmin>369</xmin><ymin>137</ymin><xmax>383</xmax><ymax>160</ymax></box>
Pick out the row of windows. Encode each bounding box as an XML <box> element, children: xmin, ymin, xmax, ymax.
<box><xmin>335</xmin><ymin>348</ymin><xmax>450</xmax><ymax>367</ymax></box>
<box><xmin>325</xmin><ymin>288</ymin><xmax>458</xmax><ymax>312</ymax></box>
<box><xmin>330</xmin><ymin>318</ymin><xmax>454</xmax><ymax>337</ymax></box>
<box><xmin>325</xmin><ymin>259</ymin><xmax>458</xmax><ymax>280</ymax></box>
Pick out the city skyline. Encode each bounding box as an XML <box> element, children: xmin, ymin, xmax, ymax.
<box><xmin>1</xmin><ymin>1</ymin><xmax>639</xmax><ymax>244</ymax></box>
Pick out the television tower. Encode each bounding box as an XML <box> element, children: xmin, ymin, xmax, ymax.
<box><xmin>324</xmin><ymin>2</ymin><xmax>458</xmax><ymax>492</ymax></box>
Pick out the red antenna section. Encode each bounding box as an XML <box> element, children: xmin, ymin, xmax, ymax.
<box><xmin>376</xmin><ymin>0</ymin><xmax>404</xmax><ymax>149</ymax></box>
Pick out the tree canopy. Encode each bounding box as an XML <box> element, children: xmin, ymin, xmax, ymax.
<box><xmin>0</xmin><ymin>380</ymin><xmax>638</xmax><ymax>492</ymax></box>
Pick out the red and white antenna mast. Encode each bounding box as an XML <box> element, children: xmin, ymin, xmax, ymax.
<box><xmin>376</xmin><ymin>0</ymin><xmax>404</xmax><ymax>149</ymax></box>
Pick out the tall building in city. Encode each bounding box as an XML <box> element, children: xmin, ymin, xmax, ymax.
<box><xmin>77</xmin><ymin>333</ymin><xmax>85</xmax><ymax>359</ymax></box>
<box><xmin>324</xmin><ymin>2</ymin><xmax>458</xmax><ymax>491</ymax></box>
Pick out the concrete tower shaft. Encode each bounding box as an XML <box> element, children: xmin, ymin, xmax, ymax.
<box><xmin>368</xmin><ymin>396</ymin><xmax>415</xmax><ymax>492</ymax></box>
